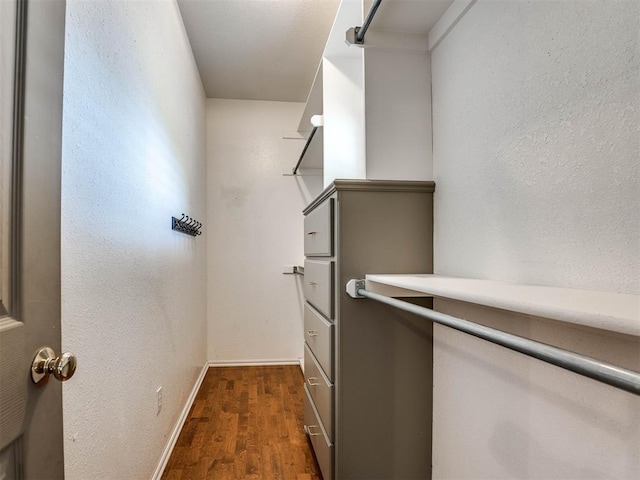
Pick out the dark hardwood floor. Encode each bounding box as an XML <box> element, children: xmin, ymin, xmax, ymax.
<box><xmin>161</xmin><ymin>365</ymin><xmax>322</xmax><ymax>480</ymax></box>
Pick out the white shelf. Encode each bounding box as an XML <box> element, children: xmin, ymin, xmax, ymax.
<box><xmin>297</xmin><ymin>61</ymin><xmax>323</xmax><ymax>133</ymax></box>
<box><xmin>365</xmin><ymin>0</ymin><xmax>454</xmax><ymax>35</ymax></box>
<box><xmin>293</xmin><ymin>61</ymin><xmax>324</xmax><ymax>173</ymax></box>
<box><xmin>365</xmin><ymin>274</ymin><xmax>640</xmax><ymax>337</ymax></box>
<box><xmin>323</xmin><ymin>0</ymin><xmax>363</xmax><ymax>59</ymax></box>
<box><xmin>293</xmin><ymin>0</ymin><xmax>464</xmax><ymax>184</ymax></box>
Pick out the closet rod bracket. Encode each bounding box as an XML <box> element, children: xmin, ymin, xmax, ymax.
<box><xmin>346</xmin><ymin>0</ymin><xmax>383</xmax><ymax>45</ymax></box>
<box><xmin>346</xmin><ymin>279</ymin><xmax>366</xmax><ymax>298</ymax></box>
<box><xmin>345</xmin><ymin>27</ymin><xmax>364</xmax><ymax>46</ymax></box>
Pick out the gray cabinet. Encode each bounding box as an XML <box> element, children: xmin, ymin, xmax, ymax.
<box><xmin>304</xmin><ymin>303</ymin><xmax>334</xmax><ymax>380</ymax></box>
<box><xmin>304</xmin><ymin>198</ymin><xmax>334</xmax><ymax>256</ymax></box>
<box><xmin>302</xmin><ymin>180</ymin><xmax>435</xmax><ymax>480</ymax></box>
<box><xmin>303</xmin><ymin>259</ymin><xmax>334</xmax><ymax>319</ymax></box>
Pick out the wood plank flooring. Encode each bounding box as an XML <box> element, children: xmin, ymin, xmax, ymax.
<box><xmin>161</xmin><ymin>365</ymin><xmax>322</xmax><ymax>480</ymax></box>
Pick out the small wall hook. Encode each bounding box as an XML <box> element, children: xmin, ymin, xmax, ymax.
<box><xmin>172</xmin><ymin>214</ymin><xmax>203</xmax><ymax>237</ymax></box>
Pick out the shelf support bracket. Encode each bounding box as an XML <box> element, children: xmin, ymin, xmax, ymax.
<box><xmin>292</xmin><ymin>126</ymin><xmax>318</xmax><ymax>175</ymax></box>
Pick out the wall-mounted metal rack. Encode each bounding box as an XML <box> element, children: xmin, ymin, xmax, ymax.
<box><xmin>172</xmin><ymin>214</ymin><xmax>202</xmax><ymax>237</ymax></box>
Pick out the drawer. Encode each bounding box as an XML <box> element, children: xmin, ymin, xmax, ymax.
<box><xmin>304</xmin><ymin>198</ymin><xmax>333</xmax><ymax>256</ymax></box>
<box><xmin>303</xmin><ymin>260</ymin><xmax>334</xmax><ymax>319</ymax></box>
<box><xmin>304</xmin><ymin>344</ymin><xmax>334</xmax><ymax>440</ymax></box>
<box><xmin>304</xmin><ymin>303</ymin><xmax>334</xmax><ymax>381</ymax></box>
<box><xmin>304</xmin><ymin>384</ymin><xmax>334</xmax><ymax>480</ymax></box>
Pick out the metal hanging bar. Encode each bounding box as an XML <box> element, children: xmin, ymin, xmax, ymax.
<box><xmin>347</xmin><ymin>280</ymin><xmax>640</xmax><ymax>396</ymax></box>
<box><xmin>292</xmin><ymin>126</ymin><xmax>318</xmax><ymax>175</ymax></box>
<box><xmin>354</xmin><ymin>0</ymin><xmax>383</xmax><ymax>44</ymax></box>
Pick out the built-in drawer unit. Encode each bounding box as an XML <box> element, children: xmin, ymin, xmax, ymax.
<box><xmin>304</xmin><ymin>198</ymin><xmax>333</xmax><ymax>256</ymax></box>
<box><xmin>304</xmin><ymin>303</ymin><xmax>334</xmax><ymax>381</ymax></box>
<box><xmin>304</xmin><ymin>385</ymin><xmax>334</xmax><ymax>480</ymax></box>
<box><xmin>303</xmin><ymin>259</ymin><xmax>334</xmax><ymax>319</ymax></box>
<box><xmin>304</xmin><ymin>344</ymin><xmax>334</xmax><ymax>440</ymax></box>
<box><xmin>301</xmin><ymin>180</ymin><xmax>435</xmax><ymax>479</ymax></box>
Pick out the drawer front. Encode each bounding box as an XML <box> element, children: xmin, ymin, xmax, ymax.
<box><xmin>304</xmin><ymin>385</ymin><xmax>334</xmax><ymax>480</ymax></box>
<box><xmin>303</xmin><ymin>260</ymin><xmax>334</xmax><ymax>319</ymax></box>
<box><xmin>304</xmin><ymin>198</ymin><xmax>333</xmax><ymax>256</ymax></box>
<box><xmin>304</xmin><ymin>303</ymin><xmax>334</xmax><ymax>381</ymax></box>
<box><xmin>304</xmin><ymin>344</ymin><xmax>334</xmax><ymax>440</ymax></box>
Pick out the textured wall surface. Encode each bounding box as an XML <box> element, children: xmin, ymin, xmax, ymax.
<box><xmin>432</xmin><ymin>0</ymin><xmax>639</xmax><ymax>294</ymax></box>
<box><xmin>206</xmin><ymin>99</ymin><xmax>315</xmax><ymax>363</ymax></box>
<box><xmin>61</xmin><ymin>1</ymin><xmax>207</xmax><ymax>478</ymax></box>
<box><xmin>432</xmin><ymin>300</ymin><xmax>640</xmax><ymax>479</ymax></box>
<box><xmin>431</xmin><ymin>0</ymin><xmax>639</xmax><ymax>478</ymax></box>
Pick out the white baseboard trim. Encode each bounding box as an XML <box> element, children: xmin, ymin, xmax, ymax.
<box><xmin>208</xmin><ymin>359</ymin><xmax>300</xmax><ymax>367</ymax></box>
<box><xmin>152</xmin><ymin>362</ymin><xmax>209</xmax><ymax>480</ymax></box>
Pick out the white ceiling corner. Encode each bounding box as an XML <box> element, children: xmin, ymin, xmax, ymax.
<box><xmin>177</xmin><ymin>0</ymin><xmax>341</xmax><ymax>102</ymax></box>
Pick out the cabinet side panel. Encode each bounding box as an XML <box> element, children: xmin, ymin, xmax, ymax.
<box><xmin>336</xmin><ymin>189</ymin><xmax>434</xmax><ymax>479</ymax></box>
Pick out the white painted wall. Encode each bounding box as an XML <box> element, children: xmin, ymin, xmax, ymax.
<box><xmin>322</xmin><ymin>56</ymin><xmax>366</xmax><ymax>187</ymax></box>
<box><xmin>430</xmin><ymin>0</ymin><xmax>639</xmax><ymax>478</ymax></box>
<box><xmin>432</xmin><ymin>300</ymin><xmax>640</xmax><ymax>479</ymax></box>
<box><xmin>206</xmin><ymin>99</ymin><xmax>319</xmax><ymax>364</ymax></box>
<box><xmin>60</xmin><ymin>1</ymin><xmax>207</xmax><ymax>478</ymax></box>
<box><xmin>432</xmin><ymin>0</ymin><xmax>639</xmax><ymax>293</ymax></box>
<box><xmin>364</xmin><ymin>48</ymin><xmax>433</xmax><ymax>181</ymax></box>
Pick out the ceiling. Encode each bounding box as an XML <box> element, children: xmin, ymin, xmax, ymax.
<box><xmin>177</xmin><ymin>0</ymin><xmax>341</xmax><ymax>102</ymax></box>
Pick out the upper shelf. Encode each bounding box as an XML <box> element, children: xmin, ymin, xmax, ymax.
<box><xmin>297</xmin><ymin>61</ymin><xmax>323</xmax><ymax>133</ymax></box>
<box><xmin>364</xmin><ymin>0</ymin><xmax>454</xmax><ymax>35</ymax></box>
<box><xmin>291</xmin><ymin>0</ymin><xmax>473</xmax><ymax>177</ymax></box>
<box><xmin>365</xmin><ymin>274</ymin><xmax>640</xmax><ymax>337</ymax></box>
<box><xmin>324</xmin><ymin>0</ymin><xmax>364</xmax><ymax>58</ymax></box>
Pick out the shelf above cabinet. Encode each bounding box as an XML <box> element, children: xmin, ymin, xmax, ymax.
<box><xmin>365</xmin><ymin>274</ymin><xmax>640</xmax><ymax>337</ymax></box>
<box><xmin>298</xmin><ymin>61</ymin><xmax>323</xmax><ymax>133</ymax></box>
<box><xmin>291</xmin><ymin>0</ymin><xmax>474</xmax><ymax>184</ymax></box>
<box><xmin>363</xmin><ymin>0</ymin><xmax>453</xmax><ymax>35</ymax></box>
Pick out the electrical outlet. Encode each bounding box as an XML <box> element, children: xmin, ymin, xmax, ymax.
<box><xmin>156</xmin><ymin>386</ymin><xmax>162</xmax><ymax>415</ymax></box>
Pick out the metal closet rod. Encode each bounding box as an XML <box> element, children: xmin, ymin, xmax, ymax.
<box><xmin>292</xmin><ymin>126</ymin><xmax>318</xmax><ymax>175</ymax></box>
<box><xmin>355</xmin><ymin>0</ymin><xmax>383</xmax><ymax>44</ymax></box>
<box><xmin>355</xmin><ymin>286</ymin><xmax>640</xmax><ymax>396</ymax></box>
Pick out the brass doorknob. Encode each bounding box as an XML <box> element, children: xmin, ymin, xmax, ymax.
<box><xmin>31</xmin><ymin>347</ymin><xmax>77</xmax><ymax>385</ymax></box>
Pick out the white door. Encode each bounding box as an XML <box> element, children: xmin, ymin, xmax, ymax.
<box><xmin>0</xmin><ymin>0</ymin><xmax>67</xmax><ymax>478</ymax></box>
